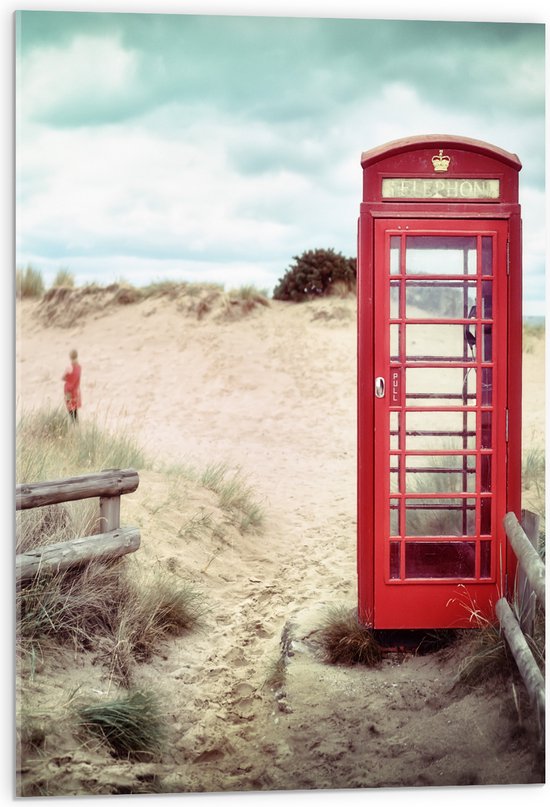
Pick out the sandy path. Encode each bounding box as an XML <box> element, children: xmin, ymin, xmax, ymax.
<box><xmin>15</xmin><ymin>295</ymin><xmax>545</xmax><ymax>797</ymax></box>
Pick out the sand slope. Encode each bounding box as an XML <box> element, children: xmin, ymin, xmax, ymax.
<box><xmin>15</xmin><ymin>291</ymin><xmax>545</xmax><ymax>796</ymax></box>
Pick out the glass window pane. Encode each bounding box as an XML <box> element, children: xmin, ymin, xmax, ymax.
<box><xmin>481</xmin><ymin>368</ymin><xmax>493</xmax><ymax>405</ymax></box>
<box><xmin>390</xmin><ymin>411</ymin><xmax>400</xmax><ymax>450</ymax></box>
<box><xmin>390</xmin><ymin>324</ymin><xmax>400</xmax><ymax>361</ymax></box>
<box><xmin>482</xmin><ymin>236</ymin><xmax>493</xmax><ymax>276</ymax></box>
<box><xmin>390</xmin><ymin>499</ymin><xmax>399</xmax><ymax>536</ymax></box>
<box><xmin>390</xmin><ymin>236</ymin><xmax>401</xmax><ymax>275</ymax></box>
<box><xmin>405</xmin><ymin>236</ymin><xmax>477</xmax><ymax>275</ymax></box>
<box><xmin>405</xmin><ymin>455</ymin><xmax>476</xmax><ymax>494</ymax></box>
<box><xmin>481</xmin><ymin>411</ymin><xmax>492</xmax><ymax>448</ymax></box>
<box><xmin>405</xmin><ymin>410</ymin><xmax>476</xmax><ymax>451</ymax></box>
<box><xmin>390</xmin><ymin>542</ymin><xmax>401</xmax><ymax>579</ymax></box>
<box><xmin>406</xmin><ymin>367</ymin><xmax>477</xmax><ymax>407</ymax></box>
<box><xmin>406</xmin><ymin>324</ymin><xmax>476</xmax><ymax>362</ymax></box>
<box><xmin>405</xmin><ymin>541</ymin><xmax>476</xmax><ymax>578</ymax></box>
<box><xmin>405</xmin><ymin>498</ymin><xmax>476</xmax><ymax>536</ymax></box>
<box><xmin>481</xmin><ymin>325</ymin><xmax>493</xmax><ymax>362</ymax></box>
<box><xmin>480</xmin><ymin>540</ymin><xmax>491</xmax><ymax>578</ymax></box>
<box><xmin>390</xmin><ymin>281</ymin><xmax>400</xmax><ymax>318</ymax></box>
<box><xmin>390</xmin><ymin>457</ymin><xmax>400</xmax><ymax>492</ymax></box>
<box><xmin>406</xmin><ymin>280</ymin><xmax>476</xmax><ymax>319</ymax></box>
<box><xmin>480</xmin><ymin>454</ymin><xmax>492</xmax><ymax>493</ymax></box>
<box><xmin>481</xmin><ymin>496</ymin><xmax>491</xmax><ymax>535</ymax></box>
<box><xmin>481</xmin><ymin>280</ymin><xmax>493</xmax><ymax>318</ymax></box>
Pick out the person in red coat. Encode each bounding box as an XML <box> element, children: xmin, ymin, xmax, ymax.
<box><xmin>62</xmin><ymin>349</ymin><xmax>82</xmax><ymax>421</ymax></box>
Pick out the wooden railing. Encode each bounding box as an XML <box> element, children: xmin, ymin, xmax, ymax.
<box><xmin>497</xmin><ymin>510</ymin><xmax>545</xmax><ymax>736</ymax></box>
<box><xmin>16</xmin><ymin>468</ymin><xmax>140</xmax><ymax>584</ymax></box>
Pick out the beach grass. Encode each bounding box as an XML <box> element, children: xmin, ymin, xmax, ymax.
<box><xmin>77</xmin><ymin>690</ymin><xmax>164</xmax><ymax>759</ymax></box>
<box><xmin>315</xmin><ymin>605</ymin><xmax>383</xmax><ymax>667</ymax></box>
<box><xmin>16</xmin><ymin>265</ymin><xmax>45</xmax><ymax>298</ymax></box>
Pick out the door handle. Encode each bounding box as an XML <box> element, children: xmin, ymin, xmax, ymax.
<box><xmin>375</xmin><ymin>376</ymin><xmax>386</xmax><ymax>398</ymax></box>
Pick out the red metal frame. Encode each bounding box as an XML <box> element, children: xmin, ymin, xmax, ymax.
<box><xmin>357</xmin><ymin>136</ymin><xmax>522</xmax><ymax>630</ymax></box>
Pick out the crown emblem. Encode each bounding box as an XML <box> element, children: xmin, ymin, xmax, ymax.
<box><xmin>432</xmin><ymin>149</ymin><xmax>451</xmax><ymax>172</ymax></box>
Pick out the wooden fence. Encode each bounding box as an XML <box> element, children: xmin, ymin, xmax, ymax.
<box><xmin>497</xmin><ymin>509</ymin><xmax>545</xmax><ymax>736</ymax></box>
<box><xmin>16</xmin><ymin>468</ymin><xmax>140</xmax><ymax>584</ymax></box>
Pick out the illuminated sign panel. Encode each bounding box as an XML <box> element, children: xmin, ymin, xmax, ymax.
<box><xmin>381</xmin><ymin>178</ymin><xmax>500</xmax><ymax>200</ymax></box>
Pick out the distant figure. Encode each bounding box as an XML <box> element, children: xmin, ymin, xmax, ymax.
<box><xmin>62</xmin><ymin>349</ymin><xmax>82</xmax><ymax>422</ymax></box>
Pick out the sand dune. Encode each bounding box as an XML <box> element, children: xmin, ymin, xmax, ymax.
<box><xmin>15</xmin><ymin>290</ymin><xmax>545</xmax><ymax>796</ymax></box>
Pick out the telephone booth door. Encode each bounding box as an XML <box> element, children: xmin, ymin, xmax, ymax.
<box><xmin>372</xmin><ymin>219</ymin><xmax>508</xmax><ymax>628</ymax></box>
<box><xmin>357</xmin><ymin>135</ymin><xmax>522</xmax><ymax>630</ymax></box>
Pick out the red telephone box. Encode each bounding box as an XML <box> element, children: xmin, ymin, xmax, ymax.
<box><xmin>357</xmin><ymin>135</ymin><xmax>522</xmax><ymax>629</ymax></box>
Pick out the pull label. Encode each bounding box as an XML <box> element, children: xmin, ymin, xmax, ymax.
<box><xmin>390</xmin><ymin>368</ymin><xmax>402</xmax><ymax>407</ymax></box>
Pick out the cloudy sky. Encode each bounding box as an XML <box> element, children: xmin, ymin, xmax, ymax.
<box><xmin>14</xmin><ymin>1</ymin><xmax>546</xmax><ymax>314</ymax></box>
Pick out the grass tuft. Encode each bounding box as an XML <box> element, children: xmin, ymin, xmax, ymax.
<box><xmin>452</xmin><ymin>623</ymin><xmax>511</xmax><ymax>687</ymax></box>
<box><xmin>316</xmin><ymin>606</ymin><xmax>383</xmax><ymax>666</ymax></box>
<box><xmin>199</xmin><ymin>462</ymin><xmax>264</xmax><ymax>534</ymax></box>
<box><xmin>52</xmin><ymin>268</ymin><xmax>75</xmax><ymax>288</ymax></box>
<box><xmin>16</xmin><ymin>407</ymin><xmax>147</xmax><ymax>484</ymax></box>
<box><xmin>17</xmin><ymin>558</ymin><xmax>205</xmax><ymax>686</ymax></box>
<box><xmin>77</xmin><ymin>690</ymin><xmax>164</xmax><ymax>758</ymax></box>
<box><xmin>16</xmin><ymin>265</ymin><xmax>45</xmax><ymax>298</ymax></box>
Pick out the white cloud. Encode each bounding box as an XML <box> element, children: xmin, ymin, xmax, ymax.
<box><xmin>19</xmin><ymin>35</ymin><xmax>138</xmax><ymax>123</ymax></box>
<box><xmin>15</xmin><ymin>11</ymin><xmax>545</xmax><ymax>316</ymax></box>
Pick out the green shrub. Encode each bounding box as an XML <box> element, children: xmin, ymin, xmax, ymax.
<box><xmin>273</xmin><ymin>248</ymin><xmax>356</xmax><ymax>302</ymax></box>
<box><xmin>16</xmin><ymin>265</ymin><xmax>45</xmax><ymax>298</ymax></box>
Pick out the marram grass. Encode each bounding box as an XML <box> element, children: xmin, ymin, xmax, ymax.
<box><xmin>78</xmin><ymin>690</ymin><xmax>164</xmax><ymax>758</ymax></box>
<box><xmin>316</xmin><ymin>605</ymin><xmax>383</xmax><ymax>667</ymax></box>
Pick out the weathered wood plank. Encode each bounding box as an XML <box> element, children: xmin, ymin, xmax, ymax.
<box><xmin>517</xmin><ymin>510</ymin><xmax>541</xmax><ymax>635</ymax></box>
<box><xmin>503</xmin><ymin>511</ymin><xmax>545</xmax><ymax>610</ymax></box>
<box><xmin>496</xmin><ymin>597</ymin><xmax>545</xmax><ymax>735</ymax></box>
<box><xmin>99</xmin><ymin>495</ymin><xmax>121</xmax><ymax>531</ymax></box>
<box><xmin>16</xmin><ymin>526</ymin><xmax>141</xmax><ymax>583</ymax></box>
<box><xmin>16</xmin><ymin>469</ymin><xmax>139</xmax><ymax>511</ymax></box>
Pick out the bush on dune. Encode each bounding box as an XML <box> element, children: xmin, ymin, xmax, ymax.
<box><xmin>273</xmin><ymin>248</ymin><xmax>356</xmax><ymax>302</ymax></box>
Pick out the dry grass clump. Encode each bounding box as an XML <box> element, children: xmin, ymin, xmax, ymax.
<box><xmin>522</xmin><ymin>447</ymin><xmax>546</xmax><ymax>557</ymax></box>
<box><xmin>16</xmin><ymin>265</ymin><xmax>45</xmax><ymax>298</ymax></box>
<box><xmin>77</xmin><ymin>690</ymin><xmax>164</xmax><ymax>759</ymax></box>
<box><xmin>16</xmin><ymin>406</ymin><xmax>147</xmax><ymax>484</ymax></box>
<box><xmin>112</xmin><ymin>563</ymin><xmax>205</xmax><ymax>673</ymax></box>
<box><xmin>316</xmin><ymin>606</ymin><xmax>383</xmax><ymax>667</ymax></box>
<box><xmin>52</xmin><ymin>268</ymin><xmax>75</xmax><ymax>288</ymax></box>
<box><xmin>452</xmin><ymin>622</ymin><xmax>511</xmax><ymax>687</ymax></box>
<box><xmin>221</xmin><ymin>285</ymin><xmax>270</xmax><ymax>319</ymax></box>
<box><xmin>198</xmin><ymin>462</ymin><xmax>265</xmax><ymax>534</ymax></box>
<box><xmin>17</xmin><ymin>558</ymin><xmax>204</xmax><ymax>685</ymax></box>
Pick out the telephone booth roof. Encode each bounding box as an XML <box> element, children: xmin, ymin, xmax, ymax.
<box><xmin>360</xmin><ymin>134</ymin><xmax>521</xmax><ymax>209</ymax></box>
<box><xmin>361</xmin><ymin>134</ymin><xmax>521</xmax><ymax>170</ymax></box>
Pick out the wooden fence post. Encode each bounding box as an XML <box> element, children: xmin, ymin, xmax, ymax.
<box><xmin>503</xmin><ymin>512</ymin><xmax>545</xmax><ymax>609</ymax></box>
<box><xmin>17</xmin><ymin>526</ymin><xmax>141</xmax><ymax>583</ymax></box>
<box><xmin>517</xmin><ymin>510</ymin><xmax>541</xmax><ymax>636</ymax></box>
<box><xmin>99</xmin><ymin>495</ymin><xmax>121</xmax><ymax>531</ymax></box>
<box><xmin>496</xmin><ymin>597</ymin><xmax>545</xmax><ymax>741</ymax></box>
<box><xmin>16</xmin><ymin>469</ymin><xmax>141</xmax><ymax>581</ymax></box>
